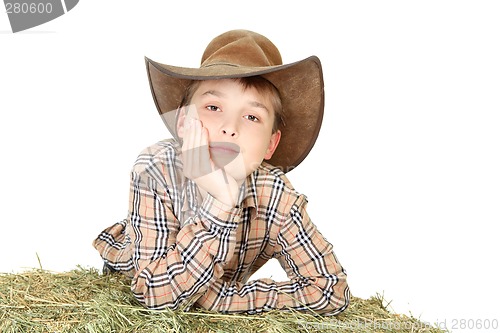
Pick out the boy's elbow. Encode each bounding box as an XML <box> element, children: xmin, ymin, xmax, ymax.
<box><xmin>133</xmin><ymin>290</ymin><xmax>170</xmax><ymax>310</ymax></box>
<box><xmin>313</xmin><ymin>282</ymin><xmax>350</xmax><ymax>315</ymax></box>
<box><xmin>325</xmin><ymin>286</ymin><xmax>351</xmax><ymax>316</ymax></box>
<box><xmin>131</xmin><ymin>276</ymin><xmax>176</xmax><ymax>310</ymax></box>
<box><xmin>134</xmin><ymin>292</ymin><xmax>186</xmax><ymax>311</ymax></box>
<box><xmin>132</xmin><ymin>284</ymin><xmax>203</xmax><ymax>311</ymax></box>
<box><xmin>324</xmin><ymin>285</ymin><xmax>350</xmax><ymax>315</ymax></box>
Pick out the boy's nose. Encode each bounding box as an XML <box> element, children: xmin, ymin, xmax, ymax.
<box><xmin>220</xmin><ymin>115</ymin><xmax>239</xmax><ymax>138</ymax></box>
<box><xmin>221</xmin><ymin>128</ymin><xmax>238</xmax><ymax>137</ymax></box>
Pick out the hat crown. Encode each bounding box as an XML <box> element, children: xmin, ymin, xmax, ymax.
<box><xmin>201</xmin><ymin>30</ymin><xmax>283</xmax><ymax>68</ymax></box>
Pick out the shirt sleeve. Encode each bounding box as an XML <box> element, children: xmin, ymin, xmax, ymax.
<box><xmin>195</xmin><ymin>195</ymin><xmax>350</xmax><ymax>315</ymax></box>
<box><xmin>128</xmin><ymin>163</ymin><xmax>241</xmax><ymax>310</ymax></box>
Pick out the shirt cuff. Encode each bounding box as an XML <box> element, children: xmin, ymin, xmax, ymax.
<box><xmin>198</xmin><ymin>193</ymin><xmax>241</xmax><ymax>229</ymax></box>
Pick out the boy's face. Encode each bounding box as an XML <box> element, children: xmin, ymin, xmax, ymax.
<box><xmin>178</xmin><ymin>79</ymin><xmax>281</xmax><ymax>181</ymax></box>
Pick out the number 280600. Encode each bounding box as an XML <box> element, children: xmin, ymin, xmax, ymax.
<box><xmin>5</xmin><ymin>3</ymin><xmax>53</xmax><ymax>14</ymax></box>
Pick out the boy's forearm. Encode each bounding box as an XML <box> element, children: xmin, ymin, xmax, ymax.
<box><xmin>130</xmin><ymin>190</ymin><xmax>241</xmax><ymax>310</ymax></box>
<box><xmin>194</xmin><ymin>194</ymin><xmax>350</xmax><ymax>315</ymax></box>
<box><xmin>195</xmin><ymin>273</ymin><xmax>349</xmax><ymax>315</ymax></box>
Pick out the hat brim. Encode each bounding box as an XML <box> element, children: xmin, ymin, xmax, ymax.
<box><xmin>145</xmin><ymin>55</ymin><xmax>324</xmax><ymax>173</ymax></box>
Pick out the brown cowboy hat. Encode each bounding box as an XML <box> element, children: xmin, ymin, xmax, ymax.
<box><xmin>145</xmin><ymin>29</ymin><xmax>324</xmax><ymax>172</ymax></box>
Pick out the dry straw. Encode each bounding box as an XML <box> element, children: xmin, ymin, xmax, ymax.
<box><xmin>0</xmin><ymin>267</ymin><xmax>447</xmax><ymax>333</ymax></box>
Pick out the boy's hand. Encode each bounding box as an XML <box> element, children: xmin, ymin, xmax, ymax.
<box><xmin>181</xmin><ymin>116</ymin><xmax>240</xmax><ymax>207</ymax></box>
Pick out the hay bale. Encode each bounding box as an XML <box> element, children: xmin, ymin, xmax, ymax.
<box><xmin>0</xmin><ymin>267</ymin><xmax>446</xmax><ymax>332</ymax></box>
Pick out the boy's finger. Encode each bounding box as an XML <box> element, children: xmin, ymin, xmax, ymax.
<box><xmin>198</xmin><ymin>126</ymin><xmax>212</xmax><ymax>175</ymax></box>
<box><xmin>181</xmin><ymin>120</ymin><xmax>193</xmax><ymax>152</ymax></box>
<box><xmin>192</xmin><ymin>118</ymin><xmax>202</xmax><ymax>148</ymax></box>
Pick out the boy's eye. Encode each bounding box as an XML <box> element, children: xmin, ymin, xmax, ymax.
<box><xmin>245</xmin><ymin>115</ymin><xmax>259</xmax><ymax>122</ymax></box>
<box><xmin>207</xmin><ymin>105</ymin><xmax>220</xmax><ymax>112</ymax></box>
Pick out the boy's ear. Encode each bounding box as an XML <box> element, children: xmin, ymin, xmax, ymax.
<box><xmin>264</xmin><ymin>130</ymin><xmax>281</xmax><ymax>160</ymax></box>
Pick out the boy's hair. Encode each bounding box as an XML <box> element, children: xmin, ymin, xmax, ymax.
<box><xmin>178</xmin><ymin>76</ymin><xmax>284</xmax><ymax>133</ymax></box>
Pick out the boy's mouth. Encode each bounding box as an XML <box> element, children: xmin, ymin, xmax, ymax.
<box><xmin>209</xmin><ymin>142</ymin><xmax>240</xmax><ymax>155</ymax></box>
<box><xmin>209</xmin><ymin>142</ymin><xmax>240</xmax><ymax>168</ymax></box>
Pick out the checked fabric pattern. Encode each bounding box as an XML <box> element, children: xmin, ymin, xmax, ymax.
<box><xmin>93</xmin><ymin>139</ymin><xmax>349</xmax><ymax>314</ymax></box>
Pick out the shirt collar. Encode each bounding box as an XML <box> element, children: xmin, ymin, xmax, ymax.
<box><xmin>180</xmin><ymin>167</ymin><xmax>260</xmax><ymax>215</ymax></box>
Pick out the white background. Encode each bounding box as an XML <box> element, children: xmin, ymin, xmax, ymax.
<box><xmin>1</xmin><ymin>1</ymin><xmax>499</xmax><ymax>332</ymax></box>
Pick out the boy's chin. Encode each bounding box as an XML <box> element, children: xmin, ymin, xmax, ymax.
<box><xmin>219</xmin><ymin>167</ymin><xmax>248</xmax><ymax>184</ymax></box>
<box><xmin>218</xmin><ymin>159</ymin><xmax>254</xmax><ymax>184</ymax></box>
<box><xmin>211</xmin><ymin>154</ymin><xmax>238</xmax><ymax>170</ymax></box>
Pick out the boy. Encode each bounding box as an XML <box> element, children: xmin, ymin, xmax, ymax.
<box><xmin>93</xmin><ymin>29</ymin><xmax>350</xmax><ymax>315</ymax></box>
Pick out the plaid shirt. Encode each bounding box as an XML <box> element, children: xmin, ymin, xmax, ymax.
<box><xmin>93</xmin><ymin>139</ymin><xmax>349</xmax><ymax>314</ymax></box>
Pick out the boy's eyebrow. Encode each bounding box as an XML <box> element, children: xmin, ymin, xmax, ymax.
<box><xmin>202</xmin><ymin>90</ymin><xmax>225</xmax><ymax>98</ymax></box>
<box><xmin>202</xmin><ymin>90</ymin><xmax>269</xmax><ymax>113</ymax></box>
<box><xmin>248</xmin><ymin>101</ymin><xmax>269</xmax><ymax>113</ymax></box>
